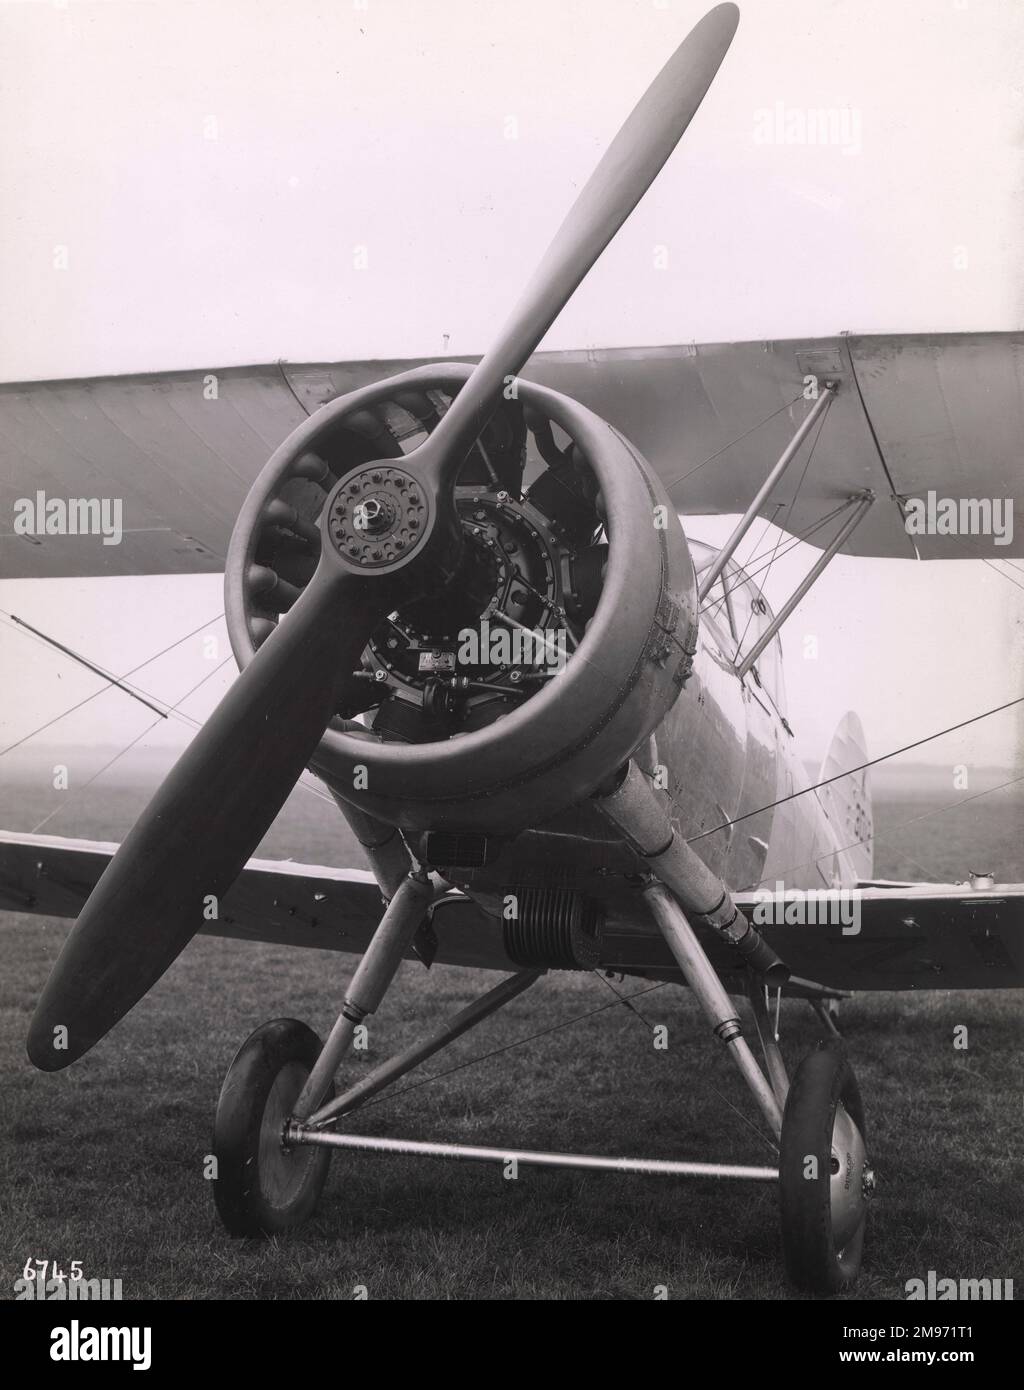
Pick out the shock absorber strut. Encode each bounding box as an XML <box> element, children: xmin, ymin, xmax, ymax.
<box><xmin>594</xmin><ymin>759</ymin><xmax>788</xmax><ymax>981</ymax></box>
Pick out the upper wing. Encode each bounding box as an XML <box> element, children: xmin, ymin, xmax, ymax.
<box><xmin>3</xmin><ymin>332</ymin><xmax>1021</xmax><ymax>578</ymax></box>
<box><xmin>534</xmin><ymin>333</ymin><xmax>1024</xmax><ymax>561</ymax></box>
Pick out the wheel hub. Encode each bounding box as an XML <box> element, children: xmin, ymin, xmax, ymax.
<box><xmin>830</xmin><ymin>1101</ymin><xmax>870</xmax><ymax>1250</ymax></box>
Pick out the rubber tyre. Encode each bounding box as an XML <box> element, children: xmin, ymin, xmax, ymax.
<box><xmin>779</xmin><ymin>1041</ymin><xmax>868</xmax><ymax>1293</ymax></box>
<box><xmin>213</xmin><ymin>1018</ymin><xmax>334</xmax><ymax>1237</ymax></box>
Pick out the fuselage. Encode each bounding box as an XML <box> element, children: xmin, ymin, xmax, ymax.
<box><xmin>443</xmin><ymin>538</ymin><xmax>860</xmax><ymax>935</ymax></box>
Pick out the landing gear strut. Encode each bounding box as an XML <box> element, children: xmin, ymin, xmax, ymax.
<box><xmin>593</xmin><ymin>757</ymin><xmax>874</xmax><ymax>1292</ymax></box>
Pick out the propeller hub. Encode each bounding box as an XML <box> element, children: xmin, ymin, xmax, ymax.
<box><xmin>327</xmin><ymin>465</ymin><xmax>429</xmax><ymax>568</ymax></box>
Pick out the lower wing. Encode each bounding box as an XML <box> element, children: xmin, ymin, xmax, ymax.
<box><xmin>2</xmin><ymin>830</ymin><xmax>1022</xmax><ymax>991</ymax></box>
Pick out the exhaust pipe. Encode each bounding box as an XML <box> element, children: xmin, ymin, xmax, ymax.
<box><xmin>595</xmin><ymin>761</ymin><xmax>788</xmax><ymax>983</ymax></box>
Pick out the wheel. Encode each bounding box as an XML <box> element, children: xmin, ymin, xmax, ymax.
<box><xmin>778</xmin><ymin>1041</ymin><xmax>872</xmax><ymax>1293</ymax></box>
<box><xmin>213</xmin><ymin>1018</ymin><xmax>334</xmax><ymax>1237</ymax></box>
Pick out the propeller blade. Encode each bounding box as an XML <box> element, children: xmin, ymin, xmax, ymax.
<box><xmin>27</xmin><ymin>566</ymin><xmax>391</xmax><ymax>1070</ymax></box>
<box><xmin>422</xmin><ymin>2</ymin><xmax>739</xmax><ymax>483</ymax></box>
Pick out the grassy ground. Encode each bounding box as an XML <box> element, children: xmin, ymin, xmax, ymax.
<box><xmin>1</xmin><ymin>768</ymin><xmax>1022</xmax><ymax>1300</ymax></box>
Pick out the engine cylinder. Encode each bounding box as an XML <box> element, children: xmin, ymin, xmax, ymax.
<box><xmin>226</xmin><ymin>365</ymin><xmax>697</xmax><ymax>833</ymax></box>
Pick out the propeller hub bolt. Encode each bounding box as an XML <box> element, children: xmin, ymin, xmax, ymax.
<box><xmin>327</xmin><ymin>465</ymin><xmax>428</xmax><ymax>568</ymax></box>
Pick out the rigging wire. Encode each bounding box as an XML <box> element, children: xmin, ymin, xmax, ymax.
<box><xmin>699</xmin><ymin>498</ymin><xmax>850</xmax><ymax>624</ymax></box>
<box><xmin>700</xmin><ymin>392</ymin><xmax>833</xmax><ymax>630</ymax></box>
<box><xmin>593</xmin><ymin>968</ymin><xmax>657</xmax><ymax>1030</ymax></box>
<box><xmin>343</xmin><ymin>982</ymin><xmax>670</xmax><ymax>1116</ymax></box>
<box><xmin>732</xmin><ymin>403</ymin><xmax>832</xmax><ymax>664</ymax></box>
<box><xmin>0</xmin><ymin>608</ymin><xmax>337</xmax><ymax>806</ymax></box>
<box><xmin>983</xmin><ymin>558</ymin><xmax>1024</xmax><ymax>595</ymax></box>
<box><xmin>340</xmin><ymin>974</ymin><xmax>777</xmax><ymax>1153</ymax></box>
<box><xmin>30</xmin><ymin>655</ymin><xmax>236</xmax><ymax>835</ymax></box>
<box><xmin>720</xmin><ymin>495</ymin><xmax>858</xmax><ymax>590</ymax></box>
<box><xmin>0</xmin><ymin>612</ymin><xmax>226</xmax><ymax>757</ymax></box>
<box><xmin>5</xmin><ymin>613</ymin><xmax>173</xmax><ymax>720</ymax></box>
<box><xmin>591</xmin><ymin>971</ymin><xmax>776</xmax><ymax>1150</ymax></box>
<box><xmin>752</xmin><ymin>770</ymin><xmax>1024</xmax><ymax>890</ymax></box>
<box><xmin>737</xmin><ymin>502</ymin><xmax>785</xmax><ymax>575</ymax></box>
<box><xmin>0</xmin><ymin>612</ymin><xmax>230</xmax><ymax>751</ymax></box>
<box><xmin>686</xmin><ymin>695</ymin><xmax>1024</xmax><ymax>847</ymax></box>
<box><xmin>701</xmin><ymin>518</ymin><xmax>810</xmax><ymax>623</ymax></box>
<box><xmin>663</xmin><ymin>394</ymin><xmax>804</xmax><ymax>495</ymax></box>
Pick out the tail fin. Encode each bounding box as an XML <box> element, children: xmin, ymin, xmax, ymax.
<box><xmin>816</xmin><ymin>711</ymin><xmax>873</xmax><ymax>881</ymax></box>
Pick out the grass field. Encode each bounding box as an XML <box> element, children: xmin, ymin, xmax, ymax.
<box><xmin>1</xmin><ymin>758</ymin><xmax>1022</xmax><ymax>1300</ymax></box>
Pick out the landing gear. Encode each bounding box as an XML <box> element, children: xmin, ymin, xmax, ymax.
<box><xmin>779</xmin><ymin>1042</ymin><xmax>873</xmax><ymax>1292</ymax></box>
<box><xmin>213</xmin><ymin>1018</ymin><xmax>334</xmax><ymax>1237</ymax></box>
<box><xmin>209</xmin><ymin>857</ymin><xmax>873</xmax><ymax>1293</ymax></box>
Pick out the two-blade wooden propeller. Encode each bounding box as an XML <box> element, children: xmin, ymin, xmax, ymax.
<box><xmin>28</xmin><ymin>4</ymin><xmax>740</xmax><ymax>1070</ymax></box>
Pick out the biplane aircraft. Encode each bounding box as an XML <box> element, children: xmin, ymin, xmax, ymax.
<box><xmin>2</xmin><ymin>4</ymin><xmax>1023</xmax><ymax>1293</ymax></box>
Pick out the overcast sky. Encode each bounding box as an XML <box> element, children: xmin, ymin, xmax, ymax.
<box><xmin>0</xmin><ymin>0</ymin><xmax>1021</xmax><ymax>789</ymax></box>
<box><xmin>3</xmin><ymin>0</ymin><xmax>1023</xmax><ymax>375</ymax></box>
